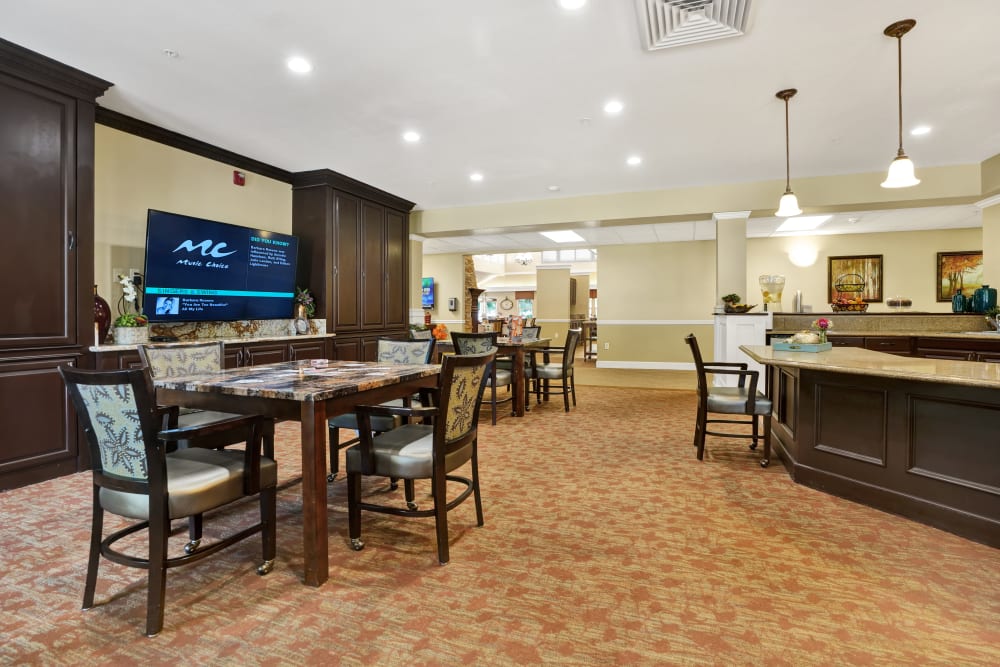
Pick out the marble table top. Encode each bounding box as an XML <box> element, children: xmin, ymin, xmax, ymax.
<box><xmin>740</xmin><ymin>345</ymin><xmax>1000</xmax><ymax>389</ymax></box>
<box><xmin>153</xmin><ymin>359</ymin><xmax>440</xmax><ymax>402</ymax></box>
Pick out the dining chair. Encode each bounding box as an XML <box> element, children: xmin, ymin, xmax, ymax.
<box><xmin>346</xmin><ymin>349</ymin><xmax>494</xmax><ymax>564</ymax></box>
<box><xmin>59</xmin><ymin>365</ymin><xmax>277</xmax><ymax>637</ymax></box>
<box><xmin>327</xmin><ymin>338</ymin><xmax>436</xmax><ymax>482</ymax></box>
<box><xmin>450</xmin><ymin>331</ymin><xmax>512</xmax><ymax>424</ymax></box>
<box><xmin>526</xmin><ymin>328</ymin><xmax>581</xmax><ymax>412</ymax></box>
<box><xmin>138</xmin><ymin>341</ymin><xmax>276</xmax><ymax>553</ymax></box>
<box><xmin>684</xmin><ymin>334</ymin><xmax>771</xmax><ymax>468</ymax></box>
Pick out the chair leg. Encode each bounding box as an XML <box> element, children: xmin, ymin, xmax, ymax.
<box><xmin>432</xmin><ymin>471</ymin><xmax>450</xmax><ymax>565</ymax></box>
<box><xmin>562</xmin><ymin>376</ymin><xmax>570</xmax><ymax>412</ymax></box>
<box><xmin>404</xmin><ymin>479</ymin><xmax>417</xmax><ymax>511</ymax></box>
<box><xmin>82</xmin><ymin>485</ymin><xmax>103</xmax><ymax>611</ymax></box>
<box><xmin>327</xmin><ymin>426</ymin><xmax>341</xmax><ymax>482</ymax></box>
<box><xmin>257</xmin><ymin>486</ymin><xmax>276</xmax><ymax>575</ymax></box>
<box><xmin>695</xmin><ymin>408</ymin><xmax>708</xmax><ymax>461</ymax></box>
<box><xmin>570</xmin><ymin>374</ymin><xmax>577</xmax><ymax>407</ymax></box>
<box><xmin>185</xmin><ymin>514</ymin><xmax>203</xmax><ymax>554</ymax></box>
<box><xmin>262</xmin><ymin>420</ymin><xmax>275</xmax><ymax>459</ymax></box>
<box><xmin>491</xmin><ymin>383</ymin><xmax>498</xmax><ymax>425</ymax></box>
<box><xmin>347</xmin><ymin>472</ymin><xmax>364</xmax><ymax>551</ymax></box>
<box><xmin>472</xmin><ymin>444</ymin><xmax>484</xmax><ymax>527</ymax></box>
<box><xmin>749</xmin><ymin>413</ymin><xmax>759</xmax><ymax>450</ymax></box>
<box><xmin>146</xmin><ymin>513</ymin><xmax>169</xmax><ymax>637</ymax></box>
<box><xmin>760</xmin><ymin>415</ymin><xmax>772</xmax><ymax>468</ymax></box>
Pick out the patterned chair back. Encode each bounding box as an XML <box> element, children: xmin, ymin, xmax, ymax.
<box><xmin>522</xmin><ymin>326</ymin><xmax>541</xmax><ymax>341</ymax></box>
<box><xmin>60</xmin><ymin>367</ymin><xmax>159</xmax><ymax>484</ymax></box>
<box><xmin>376</xmin><ymin>338</ymin><xmax>436</xmax><ymax>365</ymax></box>
<box><xmin>139</xmin><ymin>341</ymin><xmax>225</xmax><ymax>378</ymax></box>
<box><xmin>450</xmin><ymin>331</ymin><xmax>498</xmax><ymax>355</ymax></box>
<box><xmin>438</xmin><ymin>351</ymin><xmax>494</xmax><ymax>444</ymax></box>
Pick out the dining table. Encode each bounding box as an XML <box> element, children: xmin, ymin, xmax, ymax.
<box><xmin>153</xmin><ymin>358</ymin><xmax>440</xmax><ymax>587</ymax></box>
<box><xmin>434</xmin><ymin>336</ymin><xmax>550</xmax><ymax>417</ymax></box>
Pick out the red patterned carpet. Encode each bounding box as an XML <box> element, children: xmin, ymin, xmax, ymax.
<box><xmin>2</xmin><ymin>385</ymin><xmax>998</xmax><ymax>665</ymax></box>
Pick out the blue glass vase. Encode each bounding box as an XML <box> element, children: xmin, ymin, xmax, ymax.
<box><xmin>951</xmin><ymin>290</ymin><xmax>966</xmax><ymax>313</ymax></box>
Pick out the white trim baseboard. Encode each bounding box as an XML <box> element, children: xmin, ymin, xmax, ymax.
<box><xmin>596</xmin><ymin>361</ymin><xmax>695</xmax><ymax>371</ymax></box>
<box><xmin>597</xmin><ymin>319</ymin><xmax>714</xmax><ymax>326</ymax></box>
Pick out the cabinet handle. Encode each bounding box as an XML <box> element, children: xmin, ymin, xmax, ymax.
<box><xmin>245</xmin><ymin>350</ymin><xmax>252</xmax><ymax>366</ymax></box>
<box><xmin>67</xmin><ymin>230</ymin><xmax>76</xmax><ymax>250</ymax></box>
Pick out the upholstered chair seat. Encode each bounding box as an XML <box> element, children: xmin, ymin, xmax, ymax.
<box><xmin>706</xmin><ymin>387</ymin><xmax>773</xmax><ymax>415</ymax></box>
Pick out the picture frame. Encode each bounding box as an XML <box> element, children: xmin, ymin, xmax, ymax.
<box><xmin>936</xmin><ymin>250</ymin><xmax>983</xmax><ymax>301</ymax></box>
<box><xmin>828</xmin><ymin>254</ymin><xmax>883</xmax><ymax>303</ymax></box>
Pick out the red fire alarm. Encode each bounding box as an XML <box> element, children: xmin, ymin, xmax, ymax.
<box><xmin>233</xmin><ymin>170</ymin><xmax>246</xmax><ymax>186</ymax></box>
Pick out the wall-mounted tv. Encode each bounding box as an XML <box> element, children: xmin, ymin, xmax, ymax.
<box><xmin>142</xmin><ymin>209</ymin><xmax>299</xmax><ymax>322</ymax></box>
<box><xmin>421</xmin><ymin>277</ymin><xmax>435</xmax><ymax>308</ymax></box>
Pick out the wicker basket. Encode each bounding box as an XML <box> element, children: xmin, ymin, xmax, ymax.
<box><xmin>830</xmin><ymin>302</ymin><xmax>869</xmax><ymax>312</ymax></box>
<box><xmin>834</xmin><ymin>273</ymin><xmax>866</xmax><ymax>294</ymax></box>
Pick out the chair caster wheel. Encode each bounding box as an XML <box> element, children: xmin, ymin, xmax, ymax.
<box><xmin>184</xmin><ymin>539</ymin><xmax>201</xmax><ymax>555</ymax></box>
<box><xmin>389</xmin><ymin>480</ymin><xmax>399</xmax><ymax>491</ymax></box>
<box><xmin>327</xmin><ymin>473</ymin><xmax>336</xmax><ymax>483</ymax></box>
<box><xmin>760</xmin><ymin>459</ymin><xmax>769</xmax><ymax>468</ymax></box>
<box><xmin>749</xmin><ymin>443</ymin><xmax>758</xmax><ymax>450</ymax></box>
<box><xmin>257</xmin><ymin>559</ymin><xmax>274</xmax><ymax>575</ymax></box>
<box><xmin>350</xmin><ymin>538</ymin><xmax>365</xmax><ymax>551</ymax></box>
<box><xmin>406</xmin><ymin>501</ymin><xmax>417</xmax><ymax>511</ymax></box>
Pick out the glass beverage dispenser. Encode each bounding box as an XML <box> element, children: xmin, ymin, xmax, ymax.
<box><xmin>759</xmin><ymin>275</ymin><xmax>786</xmax><ymax>311</ymax></box>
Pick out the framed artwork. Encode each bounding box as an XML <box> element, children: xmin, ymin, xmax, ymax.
<box><xmin>828</xmin><ymin>254</ymin><xmax>883</xmax><ymax>303</ymax></box>
<box><xmin>936</xmin><ymin>251</ymin><xmax>983</xmax><ymax>301</ymax></box>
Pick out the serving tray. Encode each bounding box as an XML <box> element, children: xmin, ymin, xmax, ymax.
<box><xmin>772</xmin><ymin>341</ymin><xmax>833</xmax><ymax>353</ymax></box>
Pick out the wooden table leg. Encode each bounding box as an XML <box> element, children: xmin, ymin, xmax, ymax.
<box><xmin>300</xmin><ymin>402</ymin><xmax>329</xmax><ymax>586</ymax></box>
<box><xmin>512</xmin><ymin>347</ymin><xmax>526</xmax><ymax>417</ymax></box>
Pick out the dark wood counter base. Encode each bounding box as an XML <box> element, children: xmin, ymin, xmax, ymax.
<box><xmin>770</xmin><ymin>366</ymin><xmax>1000</xmax><ymax>548</ymax></box>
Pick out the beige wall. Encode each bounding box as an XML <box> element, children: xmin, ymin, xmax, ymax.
<box><xmin>94</xmin><ymin>125</ymin><xmax>292</xmax><ymax>305</ymax></box>
<box><xmin>747</xmin><ymin>227</ymin><xmax>983</xmax><ymax>314</ymax></box>
<box><xmin>409</xmin><ymin>237</ymin><xmax>424</xmax><ymax>324</ymax></box>
<box><xmin>420</xmin><ymin>253</ymin><xmax>466</xmax><ymax>330</ymax></box>
<box><xmin>983</xmin><ymin>204</ymin><xmax>1000</xmax><ymax>288</ymax></box>
<box><xmin>535</xmin><ymin>267</ymin><xmax>570</xmax><ymax>344</ymax></box>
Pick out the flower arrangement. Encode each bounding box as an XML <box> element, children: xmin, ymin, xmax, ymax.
<box><xmin>811</xmin><ymin>317</ymin><xmax>833</xmax><ymax>343</ymax></box>
<box><xmin>431</xmin><ymin>323</ymin><xmax>449</xmax><ymax>340</ymax></box>
<box><xmin>295</xmin><ymin>287</ymin><xmax>316</xmax><ymax>318</ymax></box>
<box><xmin>114</xmin><ymin>274</ymin><xmax>147</xmax><ymax>327</ymax></box>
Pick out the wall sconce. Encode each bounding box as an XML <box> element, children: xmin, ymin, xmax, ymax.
<box><xmin>788</xmin><ymin>244</ymin><xmax>818</xmax><ymax>268</ymax></box>
<box><xmin>881</xmin><ymin>19</ymin><xmax>920</xmax><ymax>188</ymax></box>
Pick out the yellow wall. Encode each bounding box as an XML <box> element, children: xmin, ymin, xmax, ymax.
<box><xmin>746</xmin><ymin>227</ymin><xmax>983</xmax><ymax>314</ymax></box>
<box><xmin>535</xmin><ymin>267</ymin><xmax>570</xmax><ymax>344</ymax></box>
<box><xmin>421</xmin><ymin>253</ymin><xmax>466</xmax><ymax>330</ymax></box>
<box><xmin>94</xmin><ymin>125</ymin><xmax>291</xmax><ymax>305</ymax></box>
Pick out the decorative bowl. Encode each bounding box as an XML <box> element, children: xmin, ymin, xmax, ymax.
<box><xmin>830</xmin><ymin>302</ymin><xmax>869</xmax><ymax>312</ymax></box>
<box><xmin>724</xmin><ymin>304</ymin><xmax>757</xmax><ymax>313</ymax></box>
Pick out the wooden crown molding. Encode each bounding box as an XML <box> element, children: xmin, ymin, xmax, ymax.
<box><xmin>291</xmin><ymin>169</ymin><xmax>416</xmax><ymax>212</ymax></box>
<box><xmin>0</xmin><ymin>37</ymin><xmax>111</xmax><ymax>101</ymax></box>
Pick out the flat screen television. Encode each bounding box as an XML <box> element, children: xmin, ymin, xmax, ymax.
<box><xmin>421</xmin><ymin>277</ymin><xmax>435</xmax><ymax>308</ymax></box>
<box><xmin>142</xmin><ymin>209</ymin><xmax>299</xmax><ymax>322</ymax></box>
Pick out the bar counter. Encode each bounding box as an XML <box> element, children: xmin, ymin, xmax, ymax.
<box><xmin>740</xmin><ymin>345</ymin><xmax>1000</xmax><ymax>548</ymax></box>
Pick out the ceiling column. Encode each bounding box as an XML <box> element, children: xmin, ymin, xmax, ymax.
<box><xmin>714</xmin><ymin>211</ymin><xmax>751</xmax><ymax>305</ymax></box>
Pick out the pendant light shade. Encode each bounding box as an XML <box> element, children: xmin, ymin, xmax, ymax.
<box><xmin>775</xmin><ymin>88</ymin><xmax>801</xmax><ymax>217</ymax></box>
<box><xmin>881</xmin><ymin>19</ymin><xmax>920</xmax><ymax>188</ymax></box>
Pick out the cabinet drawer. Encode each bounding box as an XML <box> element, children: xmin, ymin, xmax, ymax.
<box><xmin>864</xmin><ymin>337</ymin><xmax>912</xmax><ymax>354</ymax></box>
<box><xmin>829</xmin><ymin>336</ymin><xmax>864</xmax><ymax>348</ymax></box>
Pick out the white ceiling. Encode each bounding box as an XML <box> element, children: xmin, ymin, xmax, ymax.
<box><xmin>4</xmin><ymin>1</ymin><xmax>998</xmax><ymax>252</ymax></box>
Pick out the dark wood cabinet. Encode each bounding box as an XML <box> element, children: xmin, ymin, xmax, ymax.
<box><xmin>863</xmin><ymin>336</ymin><xmax>913</xmax><ymax>355</ymax></box>
<box><xmin>225</xmin><ymin>341</ymin><xmax>289</xmax><ymax>369</ymax></box>
<box><xmin>292</xmin><ymin>170</ymin><xmax>415</xmax><ymax>361</ymax></box>
<box><xmin>828</xmin><ymin>335</ymin><xmax>865</xmax><ymax>348</ymax></box>
<box><xmin>0</xmin><ymin>40</ymin><xmax>111</xmax><ymax>490</ymax></box>
<box><xmin>95</xmin><ymin>337</ymin><xmax>332</xmax><ymax>372</ymax></box>
<box><xmin>914</xmin><ymin>336</ymin><xmax>1000</xmax><ymax>363</ymax></box>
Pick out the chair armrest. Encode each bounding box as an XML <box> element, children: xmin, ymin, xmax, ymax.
<box><xmin>354</xmin><ymin>403</ymin><xmax>438</xmax><ymax>420</ymax></box>
<box><xmin>706</xmin><ymin>368</ymin><xmax>761</xmax><ymax>401</ymax></box>
<box><xmin>156</xmin><ymin>404</ymin><xmax>180</xmax><ymax>429</ymax></box>
<box><xmin>702</xmin><ymin>361</ymin><xmax>748</xmax><ymax>370</ymax></box>
<box><xmin>157</xmin><ymin>413</ymin><xmax>262</xmax><ymax>442</ymax></box>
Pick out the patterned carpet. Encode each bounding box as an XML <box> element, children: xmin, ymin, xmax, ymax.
<box><xmin>2</xmin><ymin>386</ymin><xmax>999</xmax><ymax>665</ymax></box>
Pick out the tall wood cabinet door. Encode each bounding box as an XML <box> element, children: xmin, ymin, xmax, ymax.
<box><xmin>0</xmin><ymin>356</ymin><xmax>80</xmax><ymax>488</ymax></box>
<box><xmin>384</xmin><ymin>209</ymin><xmax>408</xmax><ymax>328</ymax></box>
<box><xmin>362</xmin><ymin>202</ymin><xmax>386</xmax><ymax>327</ymax></box>
<box><xmin>0</xmin><ymin>74</ymin><xmax>77</xmax><ymax>349</ymax></box>
<box><xmin>335</xmin><ymin>192</ymin><xmax>362</xmax><ymax>332</ymax></box>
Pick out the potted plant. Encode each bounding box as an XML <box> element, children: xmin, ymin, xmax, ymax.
<box><xmin>294</xmin><ymin>287</ymin><xmax>316</xmax><ymax>319</ymax></box>
<box><xmin>113</xmin><ymin>274</ymin><xmax>149</xmax><ymax>345</ymax></box>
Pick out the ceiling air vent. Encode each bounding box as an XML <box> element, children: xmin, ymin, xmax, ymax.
<box><xmin>635</xmin><ymin>0</ymin><xmax>751</xmax><ymax>51</ymax></box>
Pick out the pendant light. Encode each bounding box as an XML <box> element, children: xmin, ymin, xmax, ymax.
<box><xmin>881</xmin><ymin>19</ymin><xmax>920</xmax><ymax>188</ymax></box>
<box><xmin>775</xmin><ymin>88</ymin><xmax>801</xmax><ymax>217</ymax></box>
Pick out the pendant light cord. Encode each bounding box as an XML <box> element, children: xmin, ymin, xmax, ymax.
<box><xmin>896</xmin><ymin>35</ymin><xmax>904</xmax><ymax>155</ymax></box>
<box><xmin>784</xmin><ymin>97</ymin><xmax>791</xmax><ymax>192</ymax></box>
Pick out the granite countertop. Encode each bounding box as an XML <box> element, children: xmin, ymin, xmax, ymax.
<box><xmin>740</xmin><ymin>345</ymin><xmax>1000</xmax><ymax>389</ymax></box>
<box><xmin>770</xmin><ymin>330</ymin><xmax>1000</xmax><ymax>339</ymax></box>
<box><xmin>90</xmin><ymin>332</ymin><xmax>336</xmax><ymax>353</ymax></box>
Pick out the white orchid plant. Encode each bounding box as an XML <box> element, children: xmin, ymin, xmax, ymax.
<box><xmin>114</xmin><ymin>274</ymin><xmax>147</xmax><ymax>327</ymax></box>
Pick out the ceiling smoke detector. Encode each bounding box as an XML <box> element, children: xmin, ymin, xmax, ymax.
<box><xmin>635</xmin><ymin>0</ymin><xmax>752</xmax><ymax>51</ymax></box>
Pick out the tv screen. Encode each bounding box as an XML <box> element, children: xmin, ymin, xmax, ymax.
<box><xmin>421</xmin><ymin>277</ymin><xmax>435</xmax><ymax>308</ymax></box>
<box><xmin>142</xmin><ymin>209</ymin><xmax>299</xmax><ymax>322</ymax></box>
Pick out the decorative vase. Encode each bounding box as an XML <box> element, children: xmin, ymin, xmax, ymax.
<box><xmin>113</xmin><ymin>326</ymin><xmax>149</xmax><ymax>346</ymax></box>
<box><xmin>951</xmin><ymin>290</ymin><xmax>966</xmax><ymax>313</ymax></box>
<box><xmin>94</xmin><ymin>284</ymin><xmax>111</xmax><ymax>344</ymax></box>
<box><xmin>972</xmin><ymin>284</ymin><xmax>997</xmax><ymax>314</ymax></box>
<box><xmin>818</xmin><ymin>330</ymin><xmax>827</xmax><ymax>344</ymax></box>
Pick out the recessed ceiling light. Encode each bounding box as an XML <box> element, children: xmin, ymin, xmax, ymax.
<box><xmin>286</xmin><ymin>56</ymin><xmax>312</xmax><ymax>74</ymax></box>
<box><xmin>162</xmin><ymin>48</ymin><xmax>179</xmax><ymax>58</ymax></box>
<box><xmin>626</xmin><ymin>155</ymin><xmax>642</xmax><ymax>166</ymax></box>
<box><xmin>540</xmin><ymin>230</ymin><xmax>585</xmax><ymax>243</ymax></box>
<box><xmin>548</xmin><ymin>185</ymin><xmax>560</xmax><ymax>192</ymax></box>
<box><xmin>469</xmin><ymin>172</ymin><xmax>484</xmax><ymax>182</ymax></box>
<box><xmin>559</xmin><ymin>0</ymin><xmax>587</xmax><ymax>10</ymax></box>
<box><xmin>604</xmin><ymin>99</ymin><xmax>624</xmax><ymax>115</ymax></box>
<box><xmin>775</xmin><ymin>215</ymin><xmax>832</xmax><ymax>232</ymax></box>
<box><xmin>910</xmin><ymin>125</ymin><xmax>932</xmax><ymax>136</ymax></box>
<box><xmin>402</xmin><ymin>131</ymin><xmax>421</xmax><ymax>143</ymax></box>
